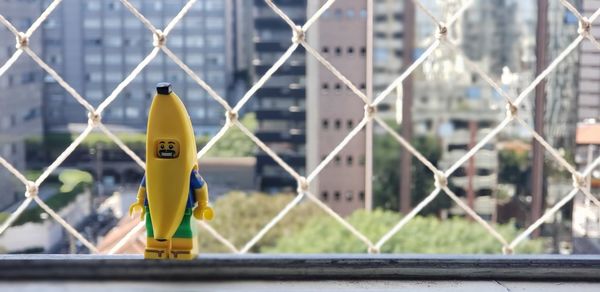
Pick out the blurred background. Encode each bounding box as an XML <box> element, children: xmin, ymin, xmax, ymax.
<box><xmin>0</xmin><ymin>0</ymin><xmax>598</xmax><ymax>255</ymax></box>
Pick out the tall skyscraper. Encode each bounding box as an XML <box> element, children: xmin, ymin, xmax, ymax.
<box><xmin>0</xmin><ymin>0</ymin><xmax>44</xmax><ymax>209</ymax></box>
<box><xmin>253</xmin><ymin>0</ymin><xmax>307</xmax><ymax>192</ymax></box>
<box><xmin>42</xmin><ymin>0</ymin><xmax>234</xmax><ymax>135</ymax></box>
<box><xmin>307</xmin><ymin>0</ymin><xmax>368</xmax><ymax>215</ymax></box>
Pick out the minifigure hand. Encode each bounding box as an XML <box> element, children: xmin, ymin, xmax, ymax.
<box><xmin>128</xmin><ymin>202</ymin><xmax>145</xmax><ymax>219</ymax></box>
<box><xmin>193</xmin><ymin>206</ymin><xmax>214</xmax><ymax>221</ymax></box>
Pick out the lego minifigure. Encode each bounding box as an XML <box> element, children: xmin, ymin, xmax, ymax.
<box><xmin>129</xmin><ymin>82</ymin><xmax>214</xmax><ymax>260</ymax></box>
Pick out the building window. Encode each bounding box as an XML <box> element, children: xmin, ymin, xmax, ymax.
<box><xmin>375</xmin><ymin>15</ymin><xmax>387</xmax><ymax>22</ymax></box>
<box><xmin>358</xmin><ymin>155</ymin><xmax>366</xmax><ymax>166</ymax></box>
<box><xmin>360</xmin><ymin>47</ymin><xmax>367</xmax><ymax>56</ymax></box>
<box><xmin>334</xmin><ymin>191</ymin><xmax>341</xmax><ymax>201</ymax></box>
<box><xmin>334</xmin><ymin>155</ymin><xmax>341</xmax><ymax>165</ymax></box>
<box><xmin>359</xmin><ymin>9</ymin><xmax>367</xmax><ymax>18</ymax></box>
<box><xmin>335</xmin><ymin>47</ymin><xmax>342</xmax><ymax>56</ymax></box>
<box><xmin>125</xmin><ymin>107</ymin><xmax>140</xmax><ymax>119</ymax></box>
<box><xmin>359</xmin><ymin>191</ymin><xmax>365</xmax><ymax>201</ymax></box>
<box><xmin>334</xmin><ymin>83</ymin><xmax>342</xmax><ymax>91</ymax></box>
<box><xmin>345</xmin><ymin>191</ymin><xmax>353</xmax><ymax>201</ymax></box>
<box><xmin>347</xmin><ymin>119</ymin><xmax>354</xmax><ymax>129</ymax></box>
<box><xmin>107</xmin><ymin>1</ymin><xmax>119</xmax><ymax>11</ymax></box>
<box><xmin>322</xmin><ymin>46</ymin><xmax>329</xmax><ymax>54</ymax></box>
<box><xmin>206</xmin><ymin>17</ymin><xmax>224</xmax><ymax>30</ymax></box>
<box><xmin>347</xmin><ymin>156</ymin><xmax>353</xmax><ymax>166</ymax></box>
<box><xmin>334</xmin><ymin>9</ymin><xmax>343</xmax><ymax>19</ymax></box>
<box><xmin>347</xmin><ymin>47</ymin><xmax>354</xmax><ymax>54</ymax></box>
<box><xmin>86</xmin><ymin>1</ymin><xmax>101</xmax><ymax>11</ymax></box>
<box><xmin>322</xmin><ymin>119</ymin><xmax>329</xmax><ymax>129</ymax></box>
<box><xmin>346</xmin><ymin>9</ymin><xmax>355</xmax><ymax>18</ymax></box>
<box><xmin>321</xmin><ymin>191</ymin><xmax>329</xmax><ymax>201</ymax></box>
<box><xmin>322</xmin><ymin>83</ymin><xmax>329</xmax><ymax>90</ymax></box>
<box><xmin>334</xmin><ymin>119</ymin><xmax>341</xmax><ymax>129</ymax></box>
<box><xmin>21</xmin><ymin>72</ymin><xmax>35</xmax><ymax>84</ymax></box>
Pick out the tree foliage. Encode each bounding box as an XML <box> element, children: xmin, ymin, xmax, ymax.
<box><xmin>202</xmin><ymin>113</ymin><xmax>258</xmax><ymax>157</ymax></box>
<box><xmin>198</xmin><ymin>191</ymin><xmax>322</xmax><ymax>252</ymax></box>
<box><xmin>267</xmin><ymin>209</ymin><xmax>545</xmax><ymax>254</ymax></box>
<box><xmin>373</xmin><ymin>126</ymin><xmax>450</xmax><ymax>214</ymax></box>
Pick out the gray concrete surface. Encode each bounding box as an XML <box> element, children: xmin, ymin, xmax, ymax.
<box><xmin>0</xmin><ymin>280</ymin><xmax>598</xmax><ymax>292</ymax></box>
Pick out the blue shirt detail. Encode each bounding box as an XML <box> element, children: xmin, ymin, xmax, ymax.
<box><xmin>140</xmin><ymin>169</ymin><xmax>205</xmax><ymax>208</ymax></box>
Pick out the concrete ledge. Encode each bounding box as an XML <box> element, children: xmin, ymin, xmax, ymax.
<box><xmin>0</xmin><ymin>254</ymin><xmax>599</xmax><ymax>281</ymax></box>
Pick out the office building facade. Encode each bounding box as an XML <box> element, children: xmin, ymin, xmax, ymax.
<box><xmin>0</xmin><ymin>0</ymin><xmax>44</xmax><ymax>210</ymax></box>
<box><xmin>253</xmin><ymin>0</ymin><xmax>307</xmax><ymax>191</ymax></box>
<box><xmin>578</xmin><ymin>0</ymin><xmax>600</xmax><ymax>121</ymax></box>
<box><xmin>43</xmin><ymin>0</ymin><xmax>234</xmax><ymax>135</ymax></box>
<box><xmin>307</xmin><ymin>0</ymin><xmax>368</xmax><ymax>215</ymax></box>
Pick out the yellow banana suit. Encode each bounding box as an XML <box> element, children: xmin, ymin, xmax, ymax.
<box><xmin>129</xmin><ymin>83</ymin><xmax>214</xmax><ymax>260</ymax></box>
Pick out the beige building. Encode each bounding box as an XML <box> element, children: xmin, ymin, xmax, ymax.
<box><xmin>307</xmin><ymin>0</ymin><xmax>368</xmax><ymax>216</ymax></box>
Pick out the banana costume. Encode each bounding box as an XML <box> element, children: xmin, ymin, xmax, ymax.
<box><xmin>129</xmin><ymin>83</ymin><xmax>213</xmax><ymax>260</ymax></box>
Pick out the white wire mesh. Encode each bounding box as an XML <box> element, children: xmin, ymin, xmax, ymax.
<box><xmin>0</xmin><ymin>0</ymin><xmax>597</xmax><ymax>255</ymax></box>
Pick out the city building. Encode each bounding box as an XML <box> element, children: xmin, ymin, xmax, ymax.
<box><xmin>572</xmin><ymin>122</ymin><xmax>600</xmax><ymax>253</ymax></box>
<box><xmin>307</xmin><ymin>0</ymin><xmax>368</xmax><ymax>215</ymax></box>
<box><xmin>545</xmin><ymin>0</ymin><xmax>581</xmax><ymax>151</ymax></box>
<box><xmin>0</xmin><ymin>0</ymin><xmax>44</xmax><ymax>210</ymax></box>
<box><xmin>372</xmin><ymin>0</ymin><xmax>406</xmax><ymax>115</ymax></box>
<box><xmin>42</xmin><ymin>0</ymin><xmax>235</xmax><ymax>136</ymax></box>
<box><xmin>415</xmin><ymin>78</ymin><xmax>501</xmax><ymax>219</ymax></box>
<box><xmin>461</xmin><ymin>0</ymin><xmax>520</xmax><ymax>77</ymax></box>
<box><xmin>252</xmin><ymin>0</ymin><xmax>307</xmax><ymax>192</ymax></box>
<box><xmin>578</xmin><ymin>0</ymin><xmax>600</xmax><ymax>121</ymax></box>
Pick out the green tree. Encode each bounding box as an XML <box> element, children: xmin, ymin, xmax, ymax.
<box><xmin>267</xmin><ymin>209</ymin><xmax>545</xmax><ymax>254</ymax></box>
<box><xmin>198</xmin><ymin>191</ymin><xmax>322</xmax><ymax>252</ymax></box>
<box><xmin>373</xmin><ymin>126</ymin><xmax>449</xmax><ymax>215</ymax></box>
<box><xmin>498</xmin><ymin>149</ymin><xmax>529</xmax><ymax>187</ymax></box>
<box><xmin>202</xmin><ymin>113</ymin><xmax>258</xmax><ymax>157</ymax></box>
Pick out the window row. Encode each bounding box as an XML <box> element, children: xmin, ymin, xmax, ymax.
<box><xmin>322</xmin><ymin>8</ymin><xmax>368</xmax><ymax>20</ymax></box>
<box><xmin>321</xmin><ymin>46</ymin><xmax>367</xmax><ymax>57</ymax></box>
<box><xmin>322</xmin><ymin>119</ymin><xmax>355</xmax><ymax>130</ymax></box>
<box><xmin>0</xmin><ymin>72</ymin><xmax>38</xmax><ymax>87</ymax></box>
<box><xmin>321</xmin><ymin>82</ymin><xmax>366</xmax><ymax>92</ymax></box>
<box><xmin>321</xmin><ymin>154</ymin><xmax>366</xmax><ymax>167</ymax></box>
<box><xmin>321</xmin><ymin>190</ymin><xmax>365</xmax><ymax>202</ymax></box>
<box><xmin>374</xmin><ymin>13</ymin><xmax>403</xmax><ymax>23</ymax></box>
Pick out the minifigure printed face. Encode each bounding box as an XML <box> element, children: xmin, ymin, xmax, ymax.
<box><xmin>155</xmin><ymin>139</ymin><xmax>180</xmax><ymax>159</ymax></box>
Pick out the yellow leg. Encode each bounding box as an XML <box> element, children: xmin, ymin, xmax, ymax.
<box><xmin>170</xmin><ymin>238</ymin><xmax>196</xmax><ymax>260</ymax></box>
<box><xmin>145</xmin><ymin>238</ymin><xmax>170</xmax><ymax>260</ymax></box>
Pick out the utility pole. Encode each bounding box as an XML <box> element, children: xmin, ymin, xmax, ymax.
<box><xmin>365</xmin><ymin>0</ymin><xmax>374</xmax><ymax>211</ymax></box>
<box><xmin>467</xmin><ymin>120</ymin><xmax>477</xmax><ymax>211</ymax></box>
<box><xmin>532</xmin><ymin>0</ymin><xmax>549</xmax><ymax>237</ymax></box>
<box><xmin>399</xmin><ymin>0</ymin><xmax>416</xmax><ymax>214</ymax></box>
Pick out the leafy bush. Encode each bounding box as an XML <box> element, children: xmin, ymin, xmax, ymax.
<box><xmin>198</xmin><ymin>191</ymin><xmax>321</xmax><ymax>252</ymax></box>
<box><xmin>266</xmin><ymin>209</ymin><xmax>545</xmax><ymax>254</ymax></box>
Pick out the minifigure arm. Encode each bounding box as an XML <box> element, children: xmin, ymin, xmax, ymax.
<box><xmin>191</xmin><ymin>168</ymin><xmax>214</xmax><ymax>220</ymax></box>
<box><xmin>194</xmin><ymin>183</ymin><xmax>208</xmax><ymax>210</ymax></box>
<box><xmin>129</xmin><ymin>176</ymin><xmax>147</xmax><ymax>219</ymax></box>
